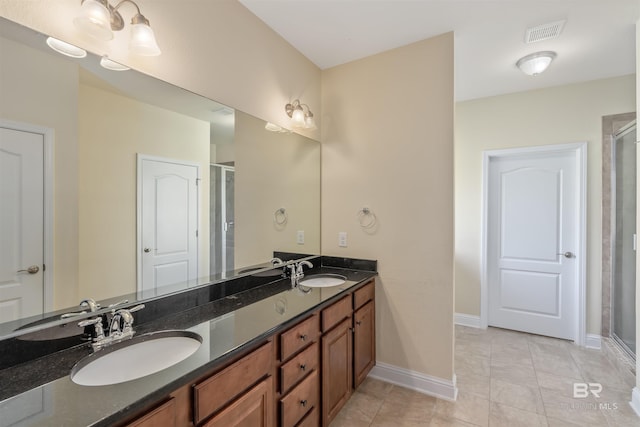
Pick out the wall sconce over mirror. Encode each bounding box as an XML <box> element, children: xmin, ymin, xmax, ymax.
<box><xmin>285</xmin><ymin>99</ymin><xmax>316</xmax><ymax>130</ymax></box>
<box><xmin>74</xmin><ymin>0</ymin><xmax>161</xmax><ymax>56</ymax></box>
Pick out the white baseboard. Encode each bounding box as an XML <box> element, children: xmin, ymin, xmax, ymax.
<box><xmin>585</xmin><ymin>334</ymin><xmax>602</xmax><ymax>350</ymax></box>
<box><xmin>369</xmin><ymin>362</ymin><xmax>458</xmax><ymax>401</ymax></box>
<box><xmin>630</xmin><ymin>387</ymin><xmax>640</xmax><ymax>417</ymax></box>
<box><xmin>454</xmin><ymin>313</ymin><xmax>481</xmax><ymax>328</ymax></box>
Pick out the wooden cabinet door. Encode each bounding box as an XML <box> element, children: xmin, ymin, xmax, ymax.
<box><xmin>203</xmin><ymin>377</ymin><xmax>273</xmax><ymax>427</ymax></box>
<box><xmin>321</xmin><ymin>318</ymin><xmax>352</xmax><ymax>426</ymax></box>
<box><xmin>125</xmin><ymin>398</ymin><xmax>176</xmax><ymax>427</ymax></box>
<box><xmin>353</xmin><ymin>301</ymin><xmax>375</xmax><ymax>388</ymax></box>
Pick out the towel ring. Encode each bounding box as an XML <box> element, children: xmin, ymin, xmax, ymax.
<box><xmin>358</xmin><ymin>207</ymin><xmax>377</xmax><ymax>229</ymax></box>
<box><xmin>274</xmin><ymin>207</ymin><xmax>287</xmax><ymax>225</ymax></box>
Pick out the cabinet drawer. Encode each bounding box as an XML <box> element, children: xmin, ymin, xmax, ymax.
<box><xmin>280</xmin><ymin>314</ymin><xmax>319</xmax><ymax>361</ymax></box>
<box><xmin>203</xmin><ymin>377</ymin><xmax>272</xmax><ymax>427</ymax></box>
<box><xmin>194</xmin><ymin>341</ymin><xmax>273</xmax><ymax>424</ymax></box>
<box><xmin>280</xmin><ymin>342</ymin><xmax>318</xmax><ymax>394</ymax></box>
<box><xmin>280</xmin><ymin>370</ymin><xmax>319</xmax><ymax>427</ymax></box>
<box><xmin>125</xmin><ymin>398</ymin><xmax>176</xmax><ymax>427</ymax></box>
<box><xmin>353</xmin><ymin>280</ymin><xmax>375</xmax><ymax>310</ymax></box>
<box><xmin>321</xmin><ymin>296</ymin><xmax>351</xmax><ymax>332</ymax></box>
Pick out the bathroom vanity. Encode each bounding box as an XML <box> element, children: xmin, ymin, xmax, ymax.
<box><xmin>0</xmin><ymin>257</ymin><xmax>376</xmax><ymax>427</ymax></box>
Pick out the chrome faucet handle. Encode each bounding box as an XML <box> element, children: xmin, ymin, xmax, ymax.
<box><xmin>107</xmin><ymin>299</ymin><xmax>129</xmax><ymax>309</ymax></box>
<box><xmin>80</xmin><ymin>298</ymin><xmax>100</xmax><ymax>312</ymax></box>
<box><xmin>60</xmin><ymin>310</ymin><xmax>88</xmax><ymax>319</ymax></box>
<box><xmin>128</xmin><ymin>303</ymin><xmax>145</xmax><ymax>313</ymax></box>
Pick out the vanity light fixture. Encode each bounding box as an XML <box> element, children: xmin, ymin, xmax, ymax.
<box><xmin>285</xmin><ymin>100</ymin><xmax>316</xmax><ymax>130</ymax></box>
<box><xmin>46</xmin><ymin>37</ymin><xmax>87</xmax><ymax>58</ymax></box>
<box><xmin>100</xmin><ymin>56</ymin><xmax>130</xmax><ymax>71</ymax></box>
<box><xmin>74</xmin><ymin>0</ymin><xmax>161</xmax><ymax>56</ymax></box>
<box><xmin>516</xmin><ymin>51</ymin><xmax>556</xmax><ymax>76</ymax></box>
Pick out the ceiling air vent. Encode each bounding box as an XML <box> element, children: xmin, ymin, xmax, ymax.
<box><xmin>525</xmin><ymin>20</ymin><xmax>566</xmax><ymax>44</ymax></box>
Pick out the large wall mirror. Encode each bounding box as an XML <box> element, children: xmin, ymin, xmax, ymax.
<box><xmin>0</xmin><ymin>17</ymin><xmax>320</xmax><ymax>337</ymax></box>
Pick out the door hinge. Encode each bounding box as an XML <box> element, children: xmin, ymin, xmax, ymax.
<box><xmin>196</xmin><ymin>230</ymin><xmax>199</xmax><ymax>237</ymax></box>
<box><xmin>196</xmin><ymin>178</ymin><xmax>201</xmax><ymax>186</ymax></box>
<box><xmin>43</xmin><ymin>264</ymin><xmax>46</xmax><ymax>271</ymax></box>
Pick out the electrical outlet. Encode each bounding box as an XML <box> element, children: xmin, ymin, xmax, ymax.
<box><xmin>297</xmin><ymin>230</ymin><xmax>305</xmax><ymax>245</ymax></box>
<box><xmin>338</xmin><ymin>232</ymin><xmax>347</xmax><ymax>247</ymax></box>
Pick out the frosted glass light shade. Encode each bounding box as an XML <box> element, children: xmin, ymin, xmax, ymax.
<box><xmin>73</xmin><ymin>0</ymin><xmax>113</xmax><ymax>41</ymax></box>
<box><xmin>305</xmin><ymin>115</ymin><xmax>316</xmax><ymax>130</ymax></box>
<box><xmin>129</xmin><ymin>23</ymin><xmax>161</xmax><ymax>56</ymax></box>
<box><xmin>46</xmin><ymin>37</ymin><xmax>87</xmax><ymax>58</ymax></box>
<box><xmin>516</xmin><ymin>51</ymin><xmax>556</xmax><ymax>76</ymax></box>
<box><xmin>291</xmin><ymin>107</ymin><xmax>306</xmax><ymax>127</ymax></box>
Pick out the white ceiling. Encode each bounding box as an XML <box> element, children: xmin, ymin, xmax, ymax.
<box><xmin>240</xmin><ymin>0</ymin><xmax>639</xmax><ymax>101</ymax></box>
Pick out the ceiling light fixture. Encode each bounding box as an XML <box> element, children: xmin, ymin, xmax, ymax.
<box><xmin>285</xmin><ymin>100</ymin><xmax>316</xmax><ymax>130</ymax></box>
<box><xmin>46</xmin><ymin>37</ymin><xmax>87</xmax><ymax>58</ymax></box>
<box><xmin>516</xmin><ymin>51</ymin><xmax>556</xmax><ymax>76</ymax></box>
<box><xmin>74</xmin><ymin>0</ymin><xmax>161</xmax><ymax>56</ymax></box>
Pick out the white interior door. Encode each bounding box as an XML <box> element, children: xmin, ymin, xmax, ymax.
<box><xmin>0</xmin><ymin>126</ymin><xmax>44</xmax><ymax>322</ymax></box>
<box><xmin>138</xmin><ymin>156</ymin><xmax>199</xmax><ymax>293</ymax></box>
<box><xmin>487</xmin><ymin>148</ymin><xmax>580</xmax><ymax>340</ymax></box>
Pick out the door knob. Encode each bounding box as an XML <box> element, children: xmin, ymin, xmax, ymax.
<box><xmin>557</xmin><ymin>252</ymin><xmax>574</xmax><ymax>259</ymax></box>
<box><xmin>17</xmin><ymin>265</ymin><xmax>39</xmax><ymax>274</ymax></box>
<box><xmin>144</xmin><ymin>248</ymin><xmax>151</xmax><ymax>253</ymax></box>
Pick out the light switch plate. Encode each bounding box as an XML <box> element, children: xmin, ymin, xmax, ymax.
<box><xmin>297</xmin><ymin>230</ymin><xmax>305</xmax><ymax>245</ymax></box>
<box><xmin>338</xmin><ymin>232</ymin><xmax>347</xmax><ymax>247</ymax></box>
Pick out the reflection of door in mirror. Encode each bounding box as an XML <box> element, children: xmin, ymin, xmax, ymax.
<box><xmin>0</xmin><ymin>123</ymin><xmax>51</xmax><ymax>322</ymax></box>
<box><xmin>137</xmin><ymin>156</ymin><xmax>200</xmax><ymax>293</ymax></box>
<box><xmin>210</xmin><ymin>164</ymin><xmax>235</xmax><ymax>276</ymax></box>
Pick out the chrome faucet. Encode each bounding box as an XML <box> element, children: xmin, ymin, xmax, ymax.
<box><xmin>60</xmin><ymin>298</ymin><xmax>100</xmax><ymax>319</ymax></box>
<box><xmin>285</xmin><ymin>260</ymin><xmax>313</xmax><ymax>288</ymax></box>
<box><xmin>296</xmin><ymin>260</ymin><xmax>313</xmax><ymax>277</ymax></box>
<box><xmin>285</xmin><ymin>263</ymin><xmax>298</xmax><ymax>287</ymax></box>
<box><xmin>79</xmin><ymin>304</ymin><xmax>145</xmax><ymax>351</ymax></box>
<box><xmin>271</xmin><ymin>257</ymin><xmax>284</xmax><ymax>266</ymax></box>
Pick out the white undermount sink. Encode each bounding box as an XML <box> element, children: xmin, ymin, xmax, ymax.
<box><xmin>70</xmin><ymin>330</ymin><xmax>202</xmax><ymax>386</ymax></box>
<box><xmin>298</xmin><ymin>274</ymin><xmax>347</xmax><ymax>288</ymax></box>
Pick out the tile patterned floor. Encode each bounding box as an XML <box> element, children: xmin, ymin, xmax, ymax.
<box><xmin>330</xmin><ymin>325</ymin><xmax>638</xmax><ymax>426</ymax></box>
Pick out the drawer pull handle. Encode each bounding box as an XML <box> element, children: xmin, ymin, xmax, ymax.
<box><xmin>356</xmin><ymin>321</ymin><xmax>362</xmax><ymax>326</ymax></box>
<box><xmin>300</xmin><ymin>399</ymin><xmax>308</xmax><ymax>408</ymax></box>
<box><xmin>299</xmin><ymin>364</ymin><xmax>306</xmax><ymax>371</ymax></box>
<box><xmin>299</xmin><ymin>334</ymin><xmax>308</xmax><ymax>341</ymax></box>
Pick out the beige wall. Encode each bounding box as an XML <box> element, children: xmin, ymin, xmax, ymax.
<box><xmin>234</xmin><ymin>111</ymin><xmax>321</xmax><ymax>267</ymax></box>
<box><xmin>455</xmin><ymin>75</ymin><xmax>636</xmax><ymax>335</ymax></box>
<box><xmin>0</xmin><ymin>35</ymin><xmax>79</xmax><ymax>310</ymax></box>
<box><xmin>0</xmin><ymin>0</ymin><xmax>321</xmax><ymax>141</ymax></box>
<box><xmin>321</xmin><ymin>33</ymin><xmax>455</xmax><ymax>380</ymax></box>
<box><xmin>78</xmin><ymin>83</ymin><xmax>210</xmax><ymax>300</ymax></box>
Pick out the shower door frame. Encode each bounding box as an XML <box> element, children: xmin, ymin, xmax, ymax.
<box><xmin>610</xmin><ymin>119</ymin><xmax>637</xmax><ymax>359</ymax></box>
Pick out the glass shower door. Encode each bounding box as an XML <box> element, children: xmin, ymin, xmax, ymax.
<box><xmin>612</xmin><ymin>121</ymin><xmax>637</xmax><ymax>356</ymax></box>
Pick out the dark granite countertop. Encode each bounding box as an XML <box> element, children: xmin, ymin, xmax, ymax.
<box><xmin>0</xmin><ymin>265</ymin><xmax>376</xmax><ymax>427</ymax></box>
